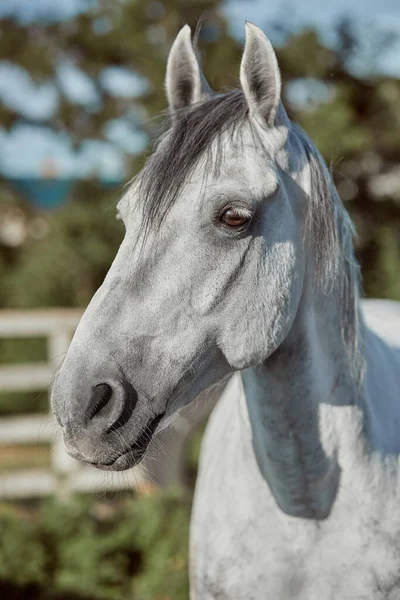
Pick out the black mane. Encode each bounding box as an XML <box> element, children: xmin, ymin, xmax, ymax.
<box><xmin>138</xmin><ymin>90</ymin><xmax>248</xmax><ymax>230</ymax></box>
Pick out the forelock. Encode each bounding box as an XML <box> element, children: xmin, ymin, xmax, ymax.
<box><xmin>136</xmin><ymin>90</ymin><xmax>249</xmax><ymax>232</ymax></box>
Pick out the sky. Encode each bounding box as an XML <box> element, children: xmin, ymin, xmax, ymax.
<box><xmin>0</xmin><ymin>0</ymin><xmax>400</xmax><ymax>179</ymax></box>
<box><xmin>229</xmin><ymin>0</ymin><xmax>400</xmax><ymax>74</ymax></box>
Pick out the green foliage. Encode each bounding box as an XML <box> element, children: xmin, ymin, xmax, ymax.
<box><xmin>0</xmin><ymin>338</ymin><xmax>47</xmax><ymax>365</ymax></box>
<box><xmin>276</xmin><ymin>23</ymin><xmax>400</xmax><ymax>297</ymax></box>
<box><xmin>0</xmin><ymin>338</ymin><xmax>48</xmax><ymax>416</ymax></box>
<box><xmin>0</xmin><ymin>491</ymin><xmax>191</xmax><ymax>600</ymax></box>
<box><xmin>0</xmin><ymin>391</ymin><xmax>48</xmax><ymax>416</ymax></box>
<box><xmin>0</xmin><ymin>0</ymin><xmax>240</xmax><ymax>142</ymax></box>
<box><xmin>297</xmin><ymin>90</ymin><xmax>372</xmax><ymax>158</ymax></box>
<box><xmin>0</xmin><ymin>513</ymin><xmax>48</xmax><ymax>587</ymax></box>
<box><xmin>1</xmin><ymin>7</ymin><xmax>399</xmax><ymax>310</ymax></box>
<box><xmin>2</xmin><ymin>183</ymin><xmax>124</xmax><ymax>309</ymax></box>
<box><xmin>363</xmin><ymin>226</ymin><xmax>400</xmax><ymax>300</ymax></box>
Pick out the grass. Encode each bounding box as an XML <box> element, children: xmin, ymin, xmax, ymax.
<box><xmin>0</xmin><ymin>444</ymin><xmax>50</xmax><ymax>472</ymax></box>
<box><xmin>0</xmin><ymin>391</ymin><xmax>49</xmax><ymax>416</ymax></box>
<box><xmin>0</xmin><ymin>337</ymin><xmax>49</xmax><ymax>416</ymax></box>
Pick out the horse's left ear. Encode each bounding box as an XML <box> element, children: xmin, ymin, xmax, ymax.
<box><xmin>240</xmin><ymin>22</ymin><xmax>283</xmax><ymax>127</ymax></box>
<box><xmin>166</xmin><ymin>25</ymin><xmax>212</xmax><ymax>114</ymax></box>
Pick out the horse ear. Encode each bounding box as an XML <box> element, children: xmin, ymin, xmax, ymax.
<box><xmin>240</xmin><ymin>22</ymin><xmax>282</xmax><ymax>126</ymax></box>
<box><xmin>165</xmin><ymin>24</ymin><xmax>212</xmax><ymax>114</ymax></box>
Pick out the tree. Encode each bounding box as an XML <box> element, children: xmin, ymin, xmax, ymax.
<box><xmin>275</xmin><ymin>19</ymin><xmax>400</xmax><ymax>299</ymax></box>
<box><xmin>0</xmin><ymin>0</ymin><xmax>243</xmax><ymax>309</ymax></box>
<box><xmin>0</xmin><ymin>0</ymin><xmax>241</xmax><ymax>144</ymax></box>
<box><xmin>0</xmin><ymin>4</ymin><xmax>399</xmax><ymax>312</ymax></box>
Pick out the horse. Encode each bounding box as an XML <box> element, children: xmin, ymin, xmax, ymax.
<box><xmin>51</xmin><ymin>22</ymin><xmax>400</xmax><ymax>599</ymax></box>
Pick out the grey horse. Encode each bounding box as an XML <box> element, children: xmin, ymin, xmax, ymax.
<box><xmin>51</xmin><ymin>23</ymin><xmax>400</xmax><ymax>599</ymax></box>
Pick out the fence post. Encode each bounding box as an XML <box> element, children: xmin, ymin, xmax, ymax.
<box><xmin>47</xmin><ymin>326</ymin><xmax>79</xmax><ymax>500</ymax></box>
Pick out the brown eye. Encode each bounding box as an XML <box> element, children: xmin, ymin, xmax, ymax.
<box><xmin>220</xmin><ymin>208</ymin><xmax>250</xmax><ymax>228</ymax></box>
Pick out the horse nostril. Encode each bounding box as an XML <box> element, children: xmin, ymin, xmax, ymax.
<box><xmin>87</xmin><ymin>383</ymin><xmax>113</xmax><ymax>420</ymax></box>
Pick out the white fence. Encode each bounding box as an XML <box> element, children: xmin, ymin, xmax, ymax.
<box><xmin>0</xmin><ymin>310</ymin><xmax>214</xmax><ymax>499</ymax></box>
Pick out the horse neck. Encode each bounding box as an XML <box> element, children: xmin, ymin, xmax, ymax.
<box><xmin>242</xmin><ymin>274</ymin><xmax>365</xmax><ymax>520</ymax></box>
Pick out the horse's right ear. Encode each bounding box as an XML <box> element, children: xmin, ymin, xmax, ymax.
<box><xmin>240</xmin><ymin>22</ymin><xmax>285</xmax><ymax>127</ymax></box>
<box><xmin>165</xmin><ymin>25</ymin><xmax>212</xmax><ymax>114</ymax></box>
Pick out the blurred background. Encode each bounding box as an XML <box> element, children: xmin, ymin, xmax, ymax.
<box><xmin>0</xmin><ymin>0</ymin><xmax>399</xmax><ymax>598</ymax></box>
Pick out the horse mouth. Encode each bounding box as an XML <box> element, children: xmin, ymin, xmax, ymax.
<box><xmin>92</xmin><ymin>412</ymin><xmax>165</xmax><ymax>472</ymax></box>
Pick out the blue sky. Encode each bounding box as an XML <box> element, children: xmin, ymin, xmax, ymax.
<box><xmin>227</xmin><ymin>0</ymin><xmax>400</xmax><ymax>75</ymax></box>
<box><xmin>0</xmin><ymin>0</ymin><xmax>399</xmax><ymax>179</ymax></box>
<box><xmin>225</xmin><ymin>0</ymin><xmax>400</xmax><ymax>76</ymax></box>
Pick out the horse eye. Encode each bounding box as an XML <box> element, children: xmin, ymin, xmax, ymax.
<box><xmin>220</xmin><ymin>208</ymin><xmax>250</xmax><ymax>227</ymax></box>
